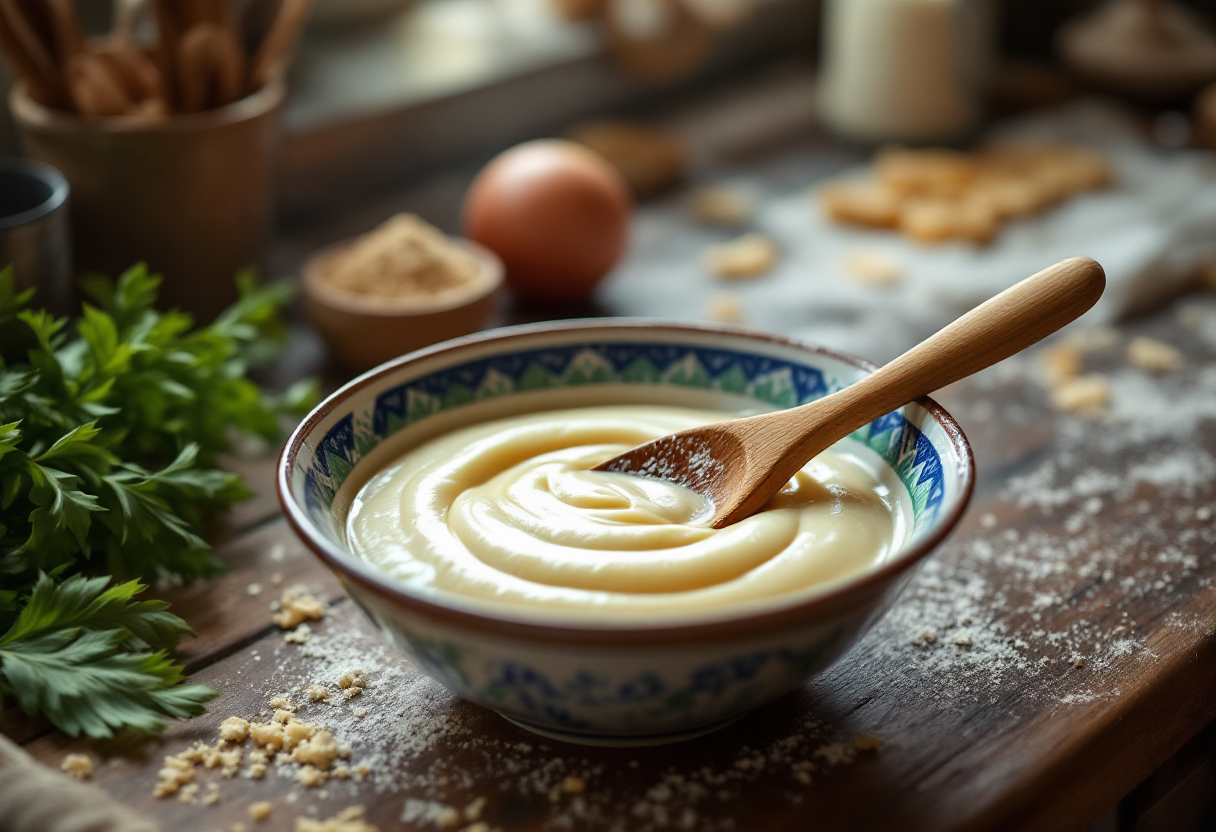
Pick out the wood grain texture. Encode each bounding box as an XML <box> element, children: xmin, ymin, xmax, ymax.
<box><xmin>15</xmin><ymin>297</ymin><xmax>1216</xmax><ymax>832</ymax></box>
<box><xmin>598</xmin><ymin>257</ymin><xmax>1107</xmax><ymax>528</ymax></box>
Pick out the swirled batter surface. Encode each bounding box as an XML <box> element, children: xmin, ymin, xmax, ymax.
<box><xmin>346</xmin><ymin>406</ymin><xmax>905</xmax><ymax>620</ymax></box>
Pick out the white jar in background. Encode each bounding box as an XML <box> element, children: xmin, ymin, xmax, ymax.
<box><xmin>818</xmin><ymin>0</ymin><xmax>994</xmax><ymax>145</ymax></box>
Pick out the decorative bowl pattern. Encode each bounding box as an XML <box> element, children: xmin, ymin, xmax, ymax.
<box><xmin>279</xmin><ymin>320</ymin><xmax>974</xmax><ymax>745</ymax></box>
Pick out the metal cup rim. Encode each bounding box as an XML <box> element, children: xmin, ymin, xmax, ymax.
<box><xmin>0</xmin><ymin>157</ymin><xmax>69</xmax><ymax>231</ymax></box>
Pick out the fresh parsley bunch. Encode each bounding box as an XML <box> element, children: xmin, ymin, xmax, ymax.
<box><xmin>0</xmin><ymin>264</ymin><xmax>316</xmax><ymax>737</ymax></box>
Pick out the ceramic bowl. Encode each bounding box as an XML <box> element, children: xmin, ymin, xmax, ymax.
<box><xmin>278</xmin><ymin>320</ymin><xmax>974</xmax><ymax>746</ymax></box>
<box><xmin>301</xmin><ymin>236</ymin><xmax>503</xmax><ymax>372</ymax></box>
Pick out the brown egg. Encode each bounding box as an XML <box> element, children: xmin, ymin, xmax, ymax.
<box><xmin>462</xmin><ymin>140</ymin><xmax>632</xmax><ymax>305</ymax></box>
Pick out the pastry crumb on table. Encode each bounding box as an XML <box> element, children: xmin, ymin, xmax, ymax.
<box><xmin>705</xmin><ymin>292</ymin><xmax>746</xmax><ymax>323</ymax></box>
<box><xmin>60</xmin><ymin>753</ymin><xmax>93</xmax><ymax>780</ymax></box>
<box><xmin>704</xmin><ymin>233</ymin><xmax>779</xmax><ymax>279</ymax></box>
<box><xmin>687</xmin><ymin>186</ymin><xmax>753</xmax><ymax>227</ymax></box>
<box><xmin>843</xmin><ymin>250</ymin><xmax>903</xmax><ymax>287</ymax></box>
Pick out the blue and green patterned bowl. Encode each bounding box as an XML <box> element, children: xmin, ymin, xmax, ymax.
<box><xmin>278</xmin><ymin>320</ymin><xmax>974</xmax><ymax>746</ymax></box>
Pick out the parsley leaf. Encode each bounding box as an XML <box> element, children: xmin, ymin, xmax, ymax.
<box><xmin>0</xmin><ymin>263</ymin><xmax>313</xmax><ymax>737</ymax></box>
<box><xmin>0</xmin><ymin>574</ymin><xmax>216</xmax><ymax>738</ymax></box>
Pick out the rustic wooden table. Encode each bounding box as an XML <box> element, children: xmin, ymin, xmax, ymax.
<box><xmin>9</xmin><ymin>74</ymin><xmax>1216</xmax><ymax>832</ymax></box>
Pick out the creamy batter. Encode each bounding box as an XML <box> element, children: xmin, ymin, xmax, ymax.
<box><xmin>346</xmin><ymin>406</ymin><xmax>906</xmax><ymax>620</ymax></box>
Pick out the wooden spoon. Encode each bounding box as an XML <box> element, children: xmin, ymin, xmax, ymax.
<box><xmin>595</xmin><ymin>257</ymin><xmax>1106</xmax><ymax>528</ymax></box>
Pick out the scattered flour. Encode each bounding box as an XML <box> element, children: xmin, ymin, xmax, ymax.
<box><xmin>203</xmin><ymin>309</ymin><xmax>1216</xmax><ymax>832</ymax></box>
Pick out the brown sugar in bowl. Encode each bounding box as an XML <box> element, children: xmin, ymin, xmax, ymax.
<box><xmin>302</xmin><ymin>237</ymin><xmax>504</xmax><ymax>372</ymax></box>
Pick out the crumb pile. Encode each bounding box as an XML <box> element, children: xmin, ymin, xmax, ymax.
<box><xmin>818</xmin><ymin>143</ymin><xmax>1111</xmax><ymax>245</ymax></box>
<box><xmin>317</xmin><ymin>215</ymin><xmax>480</xmax><ymax>302</ymax></box>
<box><xmin>181</xmin><ymin>601</ymin><xmax>885</xmax><ymax>832</ymax></box>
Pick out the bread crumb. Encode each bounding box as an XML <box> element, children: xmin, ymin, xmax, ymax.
<box><xmin>294</xmin><ymin>805</ymin><xmax>378</xmax><ymax>832</ymax></box>
<box><xmin>274</xmin><ymin>586</ymin><xmax>326</xmax><ymax>629</ymax></box>
<box><xmin>246</xmin><ymin>583</ymin><xmax>263</xmax><ymax>596</ymax></box>
<box><xmin>1052</xmin><ymin>375</ymin><xmax>1110</xmax><ymax>414</ymax></box>
<box><xmin>308</xmin><ymin>684</ymin><xmax>330</xmax><ymax>702</ymax></box>
<box><xmin>232</xmin><ymin>824</ymin><xmax>247</xmax><ymax>832</ymax></box>
<box><xmin>203</xmin><ymin>789</ymin><xmax>221</xmax><ymax>806</ymax></box>
<box><xmin>1040</xmin><ymin>344</ymin><xmax>1083</xmax><ymax>386</ymax></box>
<box><xmin>285</xmin><ymin>623</ymin><xmax>313</xmax><ymax>644</ymax></box>
<box><xmin>1073</xmin><ymin>656</ymin><xmax>1085</xmax><ymax>668</ymax></box>
<box><xmin>1127</xmin><ymin>336</ymin><xmax>1182</xmax><ymax>373</ymax></box>
<box><xmin>705</xmin><ymin>292</ymin><xmax>745</xmax><ymax>324</ymax></box>
<box><xmin>178</xmin><ymin>782</ymin><xmax>200</xmax><ymax>804</ymax></box>
<box><xmin>687</xmin><ymin>186</ymin><xmax>751</xmax><ymax>227</ymax></box>
<box><xmin>154</xmin><ymin>751</ymin><xmax>197</xmax><ymax>797</ymax></box>
<box><xmin>271</xmin><ymin>572</ymin><xmax>284</xmax><ymax>585</ymax></box>
<box><xmin>333</xmin><ymin>764</ymin><xmax>351</xmax><ymax>780</ymax></box>
<box><xmin>920</xmin><ymin>630</ymin><xmax>937</xmax><ymax>644</ymax></box>
<box><xmin>284</xmin><ymin>720</ymin><xmax>318</xmax><ymax>751</ymax></box>
<box><xmin>337</xmin><ymin>669</ymin><xmax>367</xmax><ymax>689</ymax></box>
<box><xmin>463</xmin><ymin>823</ymin><xmax>492</xmax><ymax>832</ymax></box>
<box><xmin>297</xmin><ymin>764</ymin><xmax>327</xmax><ymax>787</ymax></box>
<box><xmin>268</xmin><ymin>695</ymin><xmax>296</xmax><ymax>711</ymax></box>
<box><xmin>853</xmin><ymin>733</ymin><xmax>883</xmax><ymax>751</ymax></box>
<box><xmin>293</xmin><ymin>728</ymin><xmax>341</xmax><ymax>769</ymax></box>
<box><xmin>60</xmin><ymin>753</ymin><xmax>92</xmax><ymax>780</ymax></box>
<box><xmin>705</xmin><ymin>234</ymin><xmax>778</xmax><ymax>279</ymax></box>
<box><xmin>354</xmin><ymin>709</ymin><xmax>369</xmax><ymax>718</ymax></box>
<box><xmin>843</xmin><ymin>250</ymin><xmax>902</xmax><ymax>287</ymax></box>
<box><xmin>248</xmin><ymin>762</ymin><xmax>268</xmax><ymax>780</ymax></box>
<box><xmin>436</xmin><ymin>806</ymin><xmax>461</xmax><ymax>829</ymax></box>
<box><xmin>464</xmin><ymin>797</ymin><xmax>486</xmax><ymax>820</ymax></box>
<box><xmin>249</xmin><ymin>801</ymin><xmax>273</xmax><ymax>822</ymax></box>
<box><xmin>249</xmin><ymin>722</ymin><xmax>285</xmax><ymax>752</ymax></box>
<box><xmin>220</xmin><ymin>716</ymin><xmax>250</xmax><ymax>743</ymax></box>
<box><xmin>219</xmin><ymin>747</ymin><xmax>242</xmax><ymax>777</ymax></box>
<box><xmin>952</xmin><ymin>633</ymin><xmax>973</xmax><ymax>647</ymax></box>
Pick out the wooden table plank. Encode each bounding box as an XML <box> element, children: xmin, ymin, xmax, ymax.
<box><xmin>20</xmin><ymin>296</ymin><xmax>1216</xmax><ymax>831</ymax></box>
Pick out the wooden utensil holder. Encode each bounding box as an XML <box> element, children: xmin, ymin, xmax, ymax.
<box><xmin>9</xmin><ymin>79</ymin><xmax>283</xmax><ymax>320</ymax></box>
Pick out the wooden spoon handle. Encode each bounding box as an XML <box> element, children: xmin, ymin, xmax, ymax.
<box><xmin>797</xmin><ymin>257</ymin><xmax>1106</xmax><ymax>455</ymax></box>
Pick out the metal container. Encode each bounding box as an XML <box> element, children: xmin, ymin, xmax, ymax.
<box><xmin>9</xmin><ymin>80</ymin><xmax>283</xmax><ymax>321</ymax></box>
<box><xmin>0</xmin><ymin>157</ymin><xmax>71</xmax><ymax>313</ymax></box>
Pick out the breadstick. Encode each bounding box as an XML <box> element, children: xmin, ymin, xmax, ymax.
<box><xmin>66</xmin><ymin>53</ymin><xmax>134</xmax><ymax>116</ymax></box>
<box><xmin>248</xmin><ymin>0</ymin><xmax>308</xmax><ymax>90</ymax></box>
<box><xmin>0</xmin><ymin>0</ymin><xmax>68</xmax><ymax>106</ymax></box>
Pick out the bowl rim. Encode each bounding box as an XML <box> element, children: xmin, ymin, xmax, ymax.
<box><xmin>301</xmin><ymin>235</ymin><xmax>505</xmax><ymax>317</ymax></box>
<box><xmin>277</xmin><ymin>318</ymin><xmax>975</xmax><ymax>646</ymax></box>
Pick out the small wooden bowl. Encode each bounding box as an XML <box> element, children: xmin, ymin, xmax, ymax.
<box><xmin>302</xmin><ymin>236</ymin><xmax>504</xmax><ymax>373</ymax></box>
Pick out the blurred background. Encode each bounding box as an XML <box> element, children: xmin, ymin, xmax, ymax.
<box><xmin>1</xmin><ymin>0</ymin><xmax>1215</xmax><ymax>376</ymax></box>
